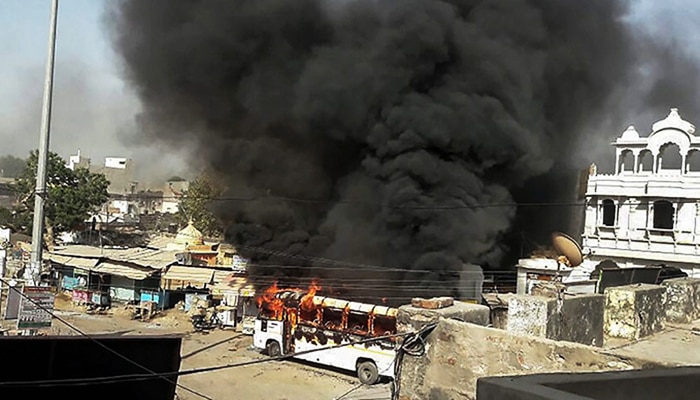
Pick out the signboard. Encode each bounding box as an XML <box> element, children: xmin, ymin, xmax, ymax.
<box><xmin>17</xmin><ymin>286</ymin><xmax>55</xmax><ymax>329</ymax></box>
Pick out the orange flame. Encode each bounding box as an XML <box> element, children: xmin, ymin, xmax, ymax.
<box><xmin>300</xmin><ymin>279</ymin><xmax>321</xmax><ymax>312</ymax></box>
<box><xmin>257</xmin><ymin>281</ymin><xmax>285</xmax><ymax>320</ymax></box>
<box><xmin>255</xmin><ymin>279</ymin><xmax>398</xmax><ymax>338</ymax></box>
<box><xmin>256</xmin><ymin>280</ymin><xmax>322</xmax><ymax>321</ymax></box>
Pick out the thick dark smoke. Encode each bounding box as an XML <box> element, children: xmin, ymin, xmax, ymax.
<box><xmin>108</xmin><ymin>0</ymin><xmax>699</xmax><ymax>300</ymax></box>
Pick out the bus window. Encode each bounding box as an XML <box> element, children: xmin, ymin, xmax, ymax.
<box><xmin>299</xmin><ymin>306</ymin><xmax>319</xmax><ymax>324</ymax></box>
<box><xmin>372</xmin><ymin>315</ymin><xmax>396</xmax><ymax>336</ymax></box>
<box><xmin>322</xmin><ymin>308</ymin><xmax>343</xmax><ymax>330</ymax></box>
<box><xmin>259</xmin><ymin>305</ymin><xmax>284</xmax><ymax>321</ymax></box>
<box><xmin>347</xmin><ymin>311</ymin><xmax>369</xmax><ymax>335</ymax></box>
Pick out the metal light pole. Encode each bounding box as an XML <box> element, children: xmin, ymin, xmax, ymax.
<box><xmin>28</xmin><ymin>0</ymin><xmax>59</xmax><ymax>286</ymax></box>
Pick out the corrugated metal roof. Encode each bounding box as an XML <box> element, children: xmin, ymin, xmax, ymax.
<box><xmin>212</xmin><ymin>270</ymin><xmax>234</xmax><ymax>284</ymax></box>
<box><xmin>145</xmin><ymin>236</ymin><xmax>175</xmax><ymax>250</ymax></box>
<box><xmin>48</xmin><ymin>254</ymin><xmax>100</xmax><ymax>269</ymax></box>
<box><xmin>51</xmin><ymin>245</ymin><xmax>178</xmax><ymax>269</ymax></box>
<box><xmin>211</xmin><ymin>278</ymin><xmax>255</xmax><ymax>296</ymax></box>
<box><xmin>162</xmin><ymin>266</ymin><xmax>215</xmax><ymax>284</ymax></box>
<box><xmin>92</xmin><ymin>262</ymin><xmax>156</xmax><ymax>281</ymax></box>
<box><xmin>104</xmin><ymin>247</ymin><xmax>178</xmax><ymax>269</ymax></box>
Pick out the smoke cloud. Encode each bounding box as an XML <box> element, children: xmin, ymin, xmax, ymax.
<box><xmin>107</xmin><ymin>0</ymin><xmax>699</xmax><ymax>300</ymax></box>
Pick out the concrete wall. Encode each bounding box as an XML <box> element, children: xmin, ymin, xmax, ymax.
<box><xmin>662</xmin><ymin>277</ymin><xmax>700</xmax><ymax>323</ymax></box>
<box><xmin>397</xmin><ymin>301</ymin><xmax>489</xmax><ymax>333</ymax></box>
<box><xmin>604</xmin><ymin>284</ymin><xmax>666</xmax><ymax>340</ymax></box>
<box><xmin>506</xmin><ymin>294</ymin><xmax>604</xmax><ymax>347</ymax></box>
<box><xmin>476</xmin><ymin>367</ymin><xmax>700</xmax><ymax>400</ymax></box>
<box><xmin>398</xmin><ymin>319</ymin><xmax>661</xmax><ymax>400</ymax></box>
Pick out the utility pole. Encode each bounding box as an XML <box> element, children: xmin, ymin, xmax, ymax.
<box><xmin>28</xmin><ymin>0</ymin><xmax>59</xmax><ymax>286</ymax></box>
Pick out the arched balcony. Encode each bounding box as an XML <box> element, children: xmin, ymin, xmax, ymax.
<box><xmin>638</xmin><ymin>150</ymin><xmax>653</xmax><ymax>173</ymax></box>
<box><xmin>658</xmin><ymin>143</ymin><xmax>683</xmax><ymax>174</ymax></box>
<box><xmin>686</xmin><ymin>149</ymin><xmax>700</xmax><ymax>173</ymax></box>
<box><xmin>617</xmin><ymin>150</ymin><xmax>635</xmax><ymax>174</ymax></box>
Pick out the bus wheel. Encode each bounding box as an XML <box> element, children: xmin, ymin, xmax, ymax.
<box><xmin>266</xmin><ymin>340</ymin><xmax>281</xmax><ymax>357</ymax></box>
<box><xmin>357</xmin><ymin>361</ymin><xmax>379</xmax><ymax>385</ymax></box>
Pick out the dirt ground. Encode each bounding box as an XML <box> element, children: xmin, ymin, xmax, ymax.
<box><xmin>28</xmin><ymin>296</ymin><xmax>392</xmax><ymax>400</ymax></box>
<box><xmin>4</xmin><ymin>293</ymin><xmax>700</xmax><ymax>399</ymax></box>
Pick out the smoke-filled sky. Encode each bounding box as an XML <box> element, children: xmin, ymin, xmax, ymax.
<box><xmin>2</xmin><ymin>0</ymin><xmax>700</xmax><ymax>287</ymax></box>
<box><xmin>102</xmin><ymin>0</ymin><xmax>700</xmax><ymax>284</ymax></box>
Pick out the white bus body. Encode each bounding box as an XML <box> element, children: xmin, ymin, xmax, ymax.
<box><xmin>253</xmin><ymin>291</ymin><xmax>398</xmax><ymax>384</ymax></box>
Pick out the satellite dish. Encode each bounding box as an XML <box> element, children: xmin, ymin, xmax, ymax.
<box><xmin>551</xmin><ymin>232</ymin><xmax>583</xmax><ymax>267</ymax></box>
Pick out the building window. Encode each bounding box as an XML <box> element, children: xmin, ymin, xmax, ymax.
<box><xmin>638</xmin><ymin>150</ymin><xmax>653</xmax><ymax>173</ymax></box>
<box><xmin>618</xmin><ymin>150</ymin><xmax>634</xmax><ymax>173</ymax></box>
<box><xmin>653</xmin><ymin>200</ymin><xmax>674</xmax><ymax>229</ymax></box>
<box><xmin>687</xmin><ymin>150</ymin><xmax>700</xmax><ymax>172</ymax></box>
<box><xmin>601</xmin><ymin>199</ymin><xmax>616</xmax><ymax>227</ymax></box>
<box><xmin>659</xmin><ymin>143</ymin><xmax>682</xmax><ymax>171</ymax></box>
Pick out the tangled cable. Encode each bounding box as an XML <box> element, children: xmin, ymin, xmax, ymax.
<box><xmin>391</xmin><ymin>322</ymin><xmax>438</xmax><ymax>400</ymax></box>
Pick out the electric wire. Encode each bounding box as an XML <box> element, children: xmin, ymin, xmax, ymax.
<box><xmin>135</xmin><ymin>193</ymin><xmax>700</xmax><ymax>209</ymax></box>
<box><xmin>390</xmin><ymin>322</ymin><xmax>436</xmax><ymax>400</ymax></box>
<box><xmin>0</xmin><ymin>277</ymin><xmax>212</xmax><ymax>400</ymax></box>
<box><xmin>333</xmin><ymin>344</ymin><xmax>399</xmax><ymax>400</ymax></box>
<box><xmin>55</xmin><ymin>242</ymin><xmax>520</xmax><ymax>275</ymax></box>
<box><xmin>132</xmin><ymin>194</ymin><xmax>589</xmax><ymax>211</ymax></box>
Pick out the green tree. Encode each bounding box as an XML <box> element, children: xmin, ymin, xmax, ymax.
<box><xmin>14</xmin><ymin>150</ymin><xmax>109</xmax><ymax>233</ymax></box>
<box><xmin>0</xmin><ymin>154</ymin><xmax>26</xmax><ymax>178</ymax></box>
<box><xmin>177</xmin><ymin>174</ymin><xmax>223</xmax><ymax>237</ymax></box>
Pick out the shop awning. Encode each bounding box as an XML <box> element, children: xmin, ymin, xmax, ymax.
<box><xmin>92</xmin><ymin>262</ymin><xmax>157</xmax><ymax>281</ymax></box>
<box><xmin>212</xmin><ymin>270</ymin><xmax>234</xmax><ymax>285</ymax></box>
<box><xmin>48</xmin><ymin>254</ymin><xmax>100</xmax><ymax>269</ymax></box>
<box><xmin>162</xmin><ymin>266</ymin><xmax>215</xmax><ymax>284</ymax></box>
<box><xmin>211</xmin><ymin>276</ymin><xmax>256</xmax><ymax>297</ymax></box>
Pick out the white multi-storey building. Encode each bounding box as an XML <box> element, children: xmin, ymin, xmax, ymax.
<box><xmin>516</xmin><ymin>108</ymin><xmax>700</xmax><ymax>294</ymax></box>
<box><xmin>582</xmin><ymin>108</ymin><xmax>700</xmax><ymax>277</ymax></box>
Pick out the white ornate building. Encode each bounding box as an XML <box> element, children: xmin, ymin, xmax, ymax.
<box><xmin>582</xmin><ymin>108</ymin><xmax>700</xmax><ymax>277</ymax></box>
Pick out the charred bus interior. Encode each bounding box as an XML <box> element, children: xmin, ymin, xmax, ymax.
<box><xmin>257</xmin><ymin>290</ymin><xmax>398</xmax><ymax>339</ymax></box>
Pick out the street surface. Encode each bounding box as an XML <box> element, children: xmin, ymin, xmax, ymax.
<box><xmin>42</xmin><ymin>305</ymin><xmax>392</xmax><ymax>400</ymax></box>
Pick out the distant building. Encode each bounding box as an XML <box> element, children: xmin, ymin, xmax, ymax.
<box><xmin>94</xmin><ymin>156</ymin><xmax>139</xmax><ymax>225</ymax></box>
<box><xmin>66</xmin><ymin>149</ymin><xmax>91</xmax><ymax>171</ymax></box>
<box><xmin>65</xmin><ymin>150</ymin><xmax>188</xmax><ymax>229</ymax></box>
<box><xmin>162</xmin><ymin>178</ymin><xmax>188</xmax><ymax>214</ymax></box>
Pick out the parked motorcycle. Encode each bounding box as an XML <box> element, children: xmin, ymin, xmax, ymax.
<box><xmin>191</xmin><ymin>311</ymin><xmax>222</xmax><ymax>333</ymax></box>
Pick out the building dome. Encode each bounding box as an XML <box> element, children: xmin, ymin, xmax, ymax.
<box><xmin>620</xmin><ymin>125</ymin><xmax>640</xmax><ymax>141</ymax></box>
<box><xmin>651</xmin><ymin>108</ymin><xmax>695</xmax><ymax>136</ymax></box>
<box><xmin>175</xmin><ymin>220</ymin><xmax>204</xmax><ymax>246</ymax></box>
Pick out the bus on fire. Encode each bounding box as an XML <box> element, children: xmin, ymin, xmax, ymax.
<box><xmin>253</xmin><ymin>286</ymin><xmax>398</xmax><ymax>385</ymax></box>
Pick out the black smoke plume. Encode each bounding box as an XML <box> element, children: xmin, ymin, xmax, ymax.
<box><xmin>108</xmin><ymin>0</ymin><xmax>699</xmax><ymax>301</ymax></box>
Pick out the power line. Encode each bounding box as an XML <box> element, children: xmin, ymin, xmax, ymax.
<box><xmin>0</xmin><ymin>278</ymin><xmax>212</xmax><ymax>400</ymax></box>
<box><xmin>248</xmin><ymin>277</ymin><xmax>514</xmax><ymax>284</ymax></box>
<box><xmin>245</xmin><ymin>263</ymin><xmax>516</xmax><ymax>274</ymax></box>
<box><xmin>130</xmin><ymin>193</ymin><xmax>700</xmax><ymax>208</ymax></box>
<box><xmin>234</xmin><ymin>243</ymin><xmax>493</xmax><ymax>273</ymax></box>
<box><xmin>124</xmin><ymin>193</ymin><xmax>588</xmax><ymax>211</ymax></box>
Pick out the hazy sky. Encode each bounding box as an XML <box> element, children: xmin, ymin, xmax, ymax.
<box><xmin>0</xmin><ymin>0</ymin><xmax>189</xmax><ymax>184</ymax></box>
<box><xmin>0</xmin><ymin>0</ymin><xmax>699</xmax><ymax>181</ymax></box>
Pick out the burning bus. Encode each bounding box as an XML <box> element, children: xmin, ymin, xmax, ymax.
<box><xmin>252</xmin><ymin>283</ymin><xmax>398</xmax><ymax>385</ymax></box>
